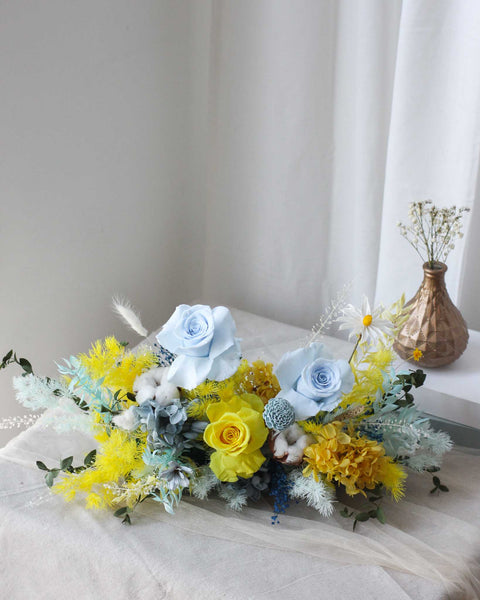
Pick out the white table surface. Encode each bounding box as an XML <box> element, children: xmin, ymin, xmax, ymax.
<box><xmin>1</xmin><ymin>309</ymin><xmax>479</xmax><ymax>599</ymax></box>
<box><xmin>399</xmin><ymin>330</ymin><xmax>480</xmax><ymax>430</ymax></box>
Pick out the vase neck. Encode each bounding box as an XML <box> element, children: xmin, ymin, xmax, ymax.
<box><xmin>422</xmin><ymin>262</ymin><xmax>447</xmax><ymax>289</ymax></box>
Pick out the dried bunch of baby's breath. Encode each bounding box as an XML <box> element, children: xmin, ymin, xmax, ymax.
<box><xmin>397</xmin><ymin>200</ymin><xmax>470</xmax><ymax>268</ymax></box>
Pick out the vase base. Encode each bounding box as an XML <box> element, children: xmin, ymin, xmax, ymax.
<box><xmin>393</xmin><ymin>337</ymin><xmax>468</xmax><ymax>368</ymax></box>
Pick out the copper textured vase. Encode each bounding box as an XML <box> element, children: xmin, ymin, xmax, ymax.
<box><xmin>393</xmin><ymin>262</ymin><xmax>468</xmax><ymax>367</ymax></box>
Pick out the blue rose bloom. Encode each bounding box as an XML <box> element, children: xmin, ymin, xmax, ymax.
<box><xmin>275</xmin><ymin>343</ymin><xmax>354</xmax><ymax>420</ymax></box>
<box><xmin>156</xmin><ymin>304</ymin><xmax>241</xmax><ymax>390</ymax></box>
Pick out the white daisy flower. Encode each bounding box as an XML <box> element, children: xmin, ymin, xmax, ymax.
<box><xmin>337</xmin><ymin>296</ymin><xmax>394</xmax><ymax>345</ymax></box>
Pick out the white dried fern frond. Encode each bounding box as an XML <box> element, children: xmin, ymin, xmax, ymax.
<box><xmin>191</xmin><ymin>466</ymin><xmax>219</xmax><ymax>500</ymax></box>
<box><xmin>288</xmin><ymin>470</ymin><xmax>335</xmax><ymax>517</ymax></box>
<box><xmin>306</xmin><ymin>282</ymin><xmax>352</xmax><ymax>346</ymax></box>
<box><xmin>112</xmin><ymin>296</ymin><xmax>148</xmax><ymax>337</ymax></box>
<box><xmin>218</xmin><ymin>485</ymin><xmax>248</xmax><ymax>511</ymax></box>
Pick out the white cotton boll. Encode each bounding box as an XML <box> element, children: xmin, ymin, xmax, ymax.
<box><xmin>286</xmin><ymin>435</ymin><xmax>313</xmax><ymax>464</ymax></box>
<box><xmin>282</xmin><ymin>433</ymin><xmax>315</xmax><ymax>464</ymax></box>
<box><xmin>273</xmin><ymin>433</ymin><xmax>290</xmax><ymax>457</ymax></box>
<box><xmin>284</xmin><ymin>444</ymin><xmax>304</xmax><ymax>465</ymax></box>
<box><xmin>155</xmin><ymin>381</ymin><xmax>180</xmax><ymax>406</ymax></box>
<box><xmin>134</xmin><ymin>366</ymin><xmax>180</xmax><ymax>407</ymax></box>
<box><xmin>150</xmin><ymin>367</ymin><xmax>168</xmax><ymax>385</ymax></box>
<box><xmin>112</xmin><ymin>406</ymin><xmax>139</xmax><ymax>431</ymax></box>
<box><xmin>133</xmin><ymin>372</ymin><xmax>154</xmax><ymax>393</ymax></box>
<box><xmin>271</xmin><ymin>424</ymin><xmax>315</xmax><ymax>465</ymax></box>
<box><xmin>136</xmin><ymin>385</ymin><xmax>157</xmax><ymax>404</ymax></box>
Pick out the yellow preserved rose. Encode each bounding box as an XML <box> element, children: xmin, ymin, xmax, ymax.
<box><xmin>204</xmin><ymin>393</ymin><xmax>268</xmax><ymax>482</ymax></box>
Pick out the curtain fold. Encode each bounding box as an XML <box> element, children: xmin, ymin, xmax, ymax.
<box><xmin>198</xmin><ymin>0</ymin><xmax>480</xmax><ymax>330</ymax></box>
<box><xmin>376</xmin><ymin>0</ymin><xmax>480</xmax><ymax>314</ymax></box>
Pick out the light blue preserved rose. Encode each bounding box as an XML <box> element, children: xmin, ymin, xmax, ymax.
<box><xmin>275</xmin><ymin>343</ymin><xmax>354</xmax><ymax>420</ymax></box>
<box><xmin>156</xmin><ymin>304</ymin><xmax>241</xmax><ymax>390</ymax></box>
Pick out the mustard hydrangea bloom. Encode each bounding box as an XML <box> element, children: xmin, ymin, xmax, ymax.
<box><xmin>303</xmin><ymin>421</ymin><xmax>406</xmax><ymax>499</ymax></box>
<box><xmin>204</xmin><ymin>393</ymin><xmax>268</xmax><ymax>482</ymax></box>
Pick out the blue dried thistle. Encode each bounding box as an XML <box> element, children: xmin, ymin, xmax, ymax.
<box><xmin>153</xmin><ymin>343</ymin><xmax>176</xmax><ymax>367</ymax></box>
<box><xmin>269</xmin><ymin>462</ymin><xmax>292</xmax><ymax>525</ymax></box>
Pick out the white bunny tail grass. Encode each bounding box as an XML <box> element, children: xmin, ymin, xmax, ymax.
<box><xmin>112</xmin><ymin>296</ymin><xmax>148</xmax><ymax>337</ymax></box>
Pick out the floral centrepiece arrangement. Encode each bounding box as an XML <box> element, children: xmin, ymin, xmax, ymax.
<box><xmin>2</xmin><ymin>299</ymin><xmax>452</xmax><ymax>527</ymax></box>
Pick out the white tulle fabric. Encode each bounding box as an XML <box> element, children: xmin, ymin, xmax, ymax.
<box><xmin>1</xmin><ymin>309</ymin><xmax>479</xmax><ymax>599</ymax></box>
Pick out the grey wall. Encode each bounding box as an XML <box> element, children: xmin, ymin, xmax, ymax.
<box><xmin>0</xmin><ymin>1</ymin><xmax>210</xmax><ymax>445</ymax></box>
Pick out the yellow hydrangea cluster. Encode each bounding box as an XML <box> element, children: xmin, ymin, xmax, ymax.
<box><xmin>78</xmin><ymin>336</ymin><xmax>157</xmax><ymax>397</ymax></box>
<box><xmin>303</xmin><ymin>421</ymin><xmax>406</xmax><ymax>500</ymax></box>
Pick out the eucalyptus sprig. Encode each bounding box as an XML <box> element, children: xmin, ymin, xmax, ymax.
<box><xmin>427</xmin><ymin>469</ymin><xmax>449</xmax><ymax>495</ymax></box>
<box><xmin>1</xmin><ymin>350</ymin><xmax>33</xmax><ymax>376</ymax></box>
<box><xmin>390</xmin><ymin>369</ymin><xmax>426</xmax><ymax>408</ymax></box>
<box><xmin>397</xmin><ymin>201</ymin><xmax>470</xmax><ymax>268</ymax></box>
<box><xmin>36</xmin><ymin>449</ymin><xmax>96</xmax><ymax>487</ymax></box>
<box><xmin>340</xmin><ymin>488</ymin><xmax>386</xmax><ymax>531</ymax></box>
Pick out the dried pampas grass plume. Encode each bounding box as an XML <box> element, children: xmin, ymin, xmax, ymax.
<box><xmin>112</xmin><ymin>296</ymin><xmax>148</xmax><ymax>337</ymax></box>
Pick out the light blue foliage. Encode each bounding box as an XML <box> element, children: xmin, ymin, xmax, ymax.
<box><xmin>142</xmin><ymin>448</ymin><xmax>194</xmax><ymax>512</ymax></box>
<box><xmin>13</xmin><ymin>374</ymin><xmax>68</xmax><ymax>410</ymax></box>
<box><xmin>56</xmin><ymin>356</ymin><xmax>116</xmax><ymax>412</ymax></box>
<box><xmin>345</xmin><ymin>368</ymin><xmax>453</xmax><ymax>471</ymax></box>
<box><xmin>142</xmin><ymin>446</ymin><xmax>176</xmax><ymax>468</ymax></box>
<box><xmin>150</xmin><ymin>485</ymin><xmax>183</xmax><ymax>514</ymax></box>
<box><xmin>12</xmin><ymin>374</ymin><xmax>92</xmax><ymax>433</ymax></box>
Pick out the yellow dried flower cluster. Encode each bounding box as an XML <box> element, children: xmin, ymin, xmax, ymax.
<box><xmin>339</xmin><ymin>344</ymin><xmax>395</xmax><ymax>411</ymax></box>
<box><xmin>53</xmin><ymin>429</ymin><xmax>147</xmax><ymax>509</ymax></box>
<box><xmin>78</xmin><ymin>336</ymin><xmax>157</xmax><ymax>396</ymax></box>
<box><xmin>184</xmin><ymin>360</ymin><xmax>279</xmax><ymax>419</ymax></box>
<box><xmin>234</xmin><ymin>360</ymin><xmax>280</xmax><ymax>404</ymax></box>
<box><xmin>183</xmin><ymin>376</ymin><xmax>236</xmax><ymax>419</ymax></box>
<box><xmin>381</xmin><ymin>294</ymin><xmax>409</xmax><ymax>335</ymax></box>
<box><xmin>303</xmin><ymin>422</ymin><xmax>406</xmax><ymax>500</ymax></box>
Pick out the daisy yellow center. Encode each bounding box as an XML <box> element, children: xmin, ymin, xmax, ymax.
<box><xmin>362</xmin><ymin>314</ymin><xmax>373</xmax><ymax>327</ymax></box>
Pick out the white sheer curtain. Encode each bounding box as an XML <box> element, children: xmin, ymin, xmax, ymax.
<box><xmin>2</xmin><ymin>0</ymin><xmax>480</xmax><ymax>440</ymax></box>
<box><xmin>198</xmin><ymin>0</ymin><xmax>480</xmax><ymax>330</ymax></box>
